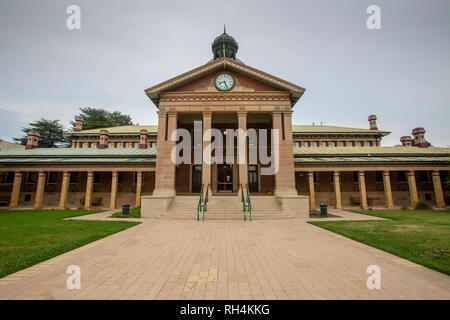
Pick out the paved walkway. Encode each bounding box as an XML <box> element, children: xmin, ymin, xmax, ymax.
<box><xmin>0</xmin><ymin>210</ymin><xmax>449</xmax><ymax>299</ymax></box>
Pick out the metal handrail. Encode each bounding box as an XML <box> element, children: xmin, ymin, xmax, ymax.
<box><xmin>196</xmin><ymin>184</ymin><xmax>204</xmax><ymax>221</ymax></box>
<box><xmin>203</xmin><ymin>184</ymin><xmax>210</xmax><ymax>221</ymax></box>
<box><xmin>240</xmin><ymin>184</ymin><xmax>247</xmax><ymax>221</ymax></box>
<box><xmin>246</xmin><ymin>184</ymin><xmax>252</xmax><ymax>221</ymax></box>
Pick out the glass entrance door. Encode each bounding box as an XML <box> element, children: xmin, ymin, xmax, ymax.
<box><xmin>248</xmin><ymin>165</ymin><xmax>258</xmax><ymax>192</ymax></box>
<box><xmin>217</xmin><ymin>164</ymin><xmax>233</xmax><ymax>192</ymax></box>
<box><xmin>192</xmin><ymin>165</ymin><xmax>202</xmax><ymax>193</ymax></box>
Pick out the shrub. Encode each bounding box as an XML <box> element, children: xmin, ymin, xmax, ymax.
<box><xmin>401</xmin><ymin>205</ymin><xmax>408</xmax><ymax>210</ymax></box>
<box><xmin>415</xmin><ymin>201</ymin><xmax>433</xmax><ymax>210</ymax></box>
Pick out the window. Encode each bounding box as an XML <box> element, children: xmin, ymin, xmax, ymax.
<box><xmin>70</xmin><ymin>172</ymin><xmax>79</xmax><ymax>183</ymax></box>
<box><xmin>294</xmin><ymin>141</ymin><xmax>300</xmax><ymax>147</ymax></box>
<box><xmin>24</xmin><ymin>194</ymin><xmax>31</xmax><ymax>201</ymax></box>
<box><xmin>375</xmin><ymin>171</ymin><xmax>383</xmax><ymax>183</ymax></box>
<box><xmin>80</xmin><ymin>142</ymin><xmax>85</xmax><ymax>148</ymax></box>
<box><xmin>349</xmin><ymin>141</ymin><xmax>354</xmax><ymax>147</ymax></box>
<box><xmin>419</xmin><ymin>171</ymin><xmax>430</xmax><ymax>182</ymax></box>
<box><xmin>0</xmin><ymin>172</ymin><xmax>14</xmax><ymax>184</ymax></box>
<box><xmin>108</xmin><ymin>142</ymin><xmax>112</xmax><ymax>148</ymax></box>
<box><xmin>94</xmin><ymin>172</ymin><xmax>101</xmax><ymax>184</ymax></box>
<box><xmin>367</xmin><ymin>141</ymin><xmax>372</xmax><ymax>146</ymax></box>
<box><xmin>397</xmin><ymin>171</ymin><xmax>407</xmax><ymax>182</ymax></box>
<box><xmin>118</xmin><ymin>172</ymin><xmax>123</xmax><ymax>184</ymax></box>
<box><xmin>313</xmin><ymin>141</ymin><xmax>319</xmax><ymax>147</ymax></box>
<box><xmin>87</xmin><ymin>142</ymin><xmax>92</xmax><ymax>148</ymax></box>
<box><xmin>322</xmin><ymin>142</ymin><xmax>327</xmax><ymax>147</ymax></box>
<box><xmin>304</xmin><ymin>142</ymin><xmax>310</xmax><ymax>147</ymax></box>
<box><xmin>331</xmin><ymin>141</ymin><xmax>336</xmax><ymax>147</ymax></box>
<box><xmin>340</xmin><ymin>141</ymin><xmax>345</xmax><ymax>147</ymax></box>
<box><xmin>313</xmin><ymin>172</ymin><xmax>318</xmax><ymax>184</ymax></box>
<box><xmin>48</xmin><ymin>172</ymin><xmax>58</xmax><ymax>184</ymax></box>
<box><xmin>352</xmin><ymin>172</ymin><xmax>359</xmax><ymax>183</ymax></box>
<box><xmin>27</xmin><ymin>172</ymin><xmax>38</xmax><ymax>183</ymax></box>
<box><xmin>124</xmin><ymin>142</ymin><xmax>129</xmax><ymax>148</ymax></box>
<box><xmin>357</xmin><ymin>141</ymin><xmax>363</xmax><ymax>147</ymax></box>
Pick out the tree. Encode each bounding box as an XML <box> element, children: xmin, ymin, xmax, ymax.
<box><xmin>14</xmin><ymin>118</ymin><xmax>65</xmax><ymax>148</ymax></box>
<box><xmin>71</xmin><ymin>107</ymin><xmax>133</xmax><ymax>131</ymax></box>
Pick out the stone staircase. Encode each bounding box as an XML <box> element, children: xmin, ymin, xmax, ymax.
<box><xmin>157</xmin><ymin>194</ymin><xmax>293</xmax><ymax>220</ymax></box>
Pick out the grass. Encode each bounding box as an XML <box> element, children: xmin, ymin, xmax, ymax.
<box><xmin>0</xmin><ymin>209</ymin><xmax>140</xmax><ymax>278</ymax></box>
<box><xmin>309</xmin><ymin>210</ymin><xmax>450</xmax><ymax>275</ymax></box>
<box><xmin>111</xmin><ymin>207</ymin><xmax>141</xmax><ymax>218</ymax></box>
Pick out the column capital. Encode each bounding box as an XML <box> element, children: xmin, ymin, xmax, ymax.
<box><xmin>157</xmin><ymin>111</ymin><xmax>166</xmax><ymax>117</ymax></box>
<box><xmin>112</xmin><ymin>171</ymin><xmax>118</xmax><ymax>176</ymax></box>
<box><xmin>283</xmin><ymin>111</ymin><xmax>293</xmax><ymax>117</ymax></box>
<box><xmin>358</xmin><ymin>171</ymin><xmax>365</xmax><ymax>176</ymax></box>
<box><xmin>202</xmin><ymin>111</ymin><xmax>212</xmax><ymax>117</ymax></box>
<box><xmin>383</xmin><ymin>170</ymin><xmax>390</xmax><ymax>175</ymax></box>
<box><xmin>431</xmin><ymin>170</ymin><xmax>440</xmax><ymax>176</ymax></box>
<box><xmin>271</xmin><ymin>111</ymin><xmax>282</xmax><ymax>117</ymax></box>
<box><xmin>407</xmin><ymin>170</ymin><xmax>415</xmax><ymax>176</ymax></box>
<box><xmin>237</xmin><ymin>111</ymin><xmax>247</xmax><ymax>116</ymax></box>
<box><xmin>167</xmin><ymin>111</ymin><xmax>177</xmax><ymax>118</ymax></box>
<box><xmin>333</xmin><ymin>171</ymin><xmax>340</xmax><ymax>176</ymax></box>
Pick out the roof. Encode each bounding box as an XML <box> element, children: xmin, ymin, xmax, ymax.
<box><xmin>292</xmin><ymin>125</ymin><xmax>390</xmax><ymax>136</ymax></box>
<box><xmin>0</xmin><ymin>139</ymin><xmax>25</xmax><ymax>150</ymax></box>
<box><xmin>68</xmin><ymin>125</ymin><xmax>158</xmax><ymax>135</ymax></box>
<box><xmin>145</xmin><ymin>57</ymin><xmax>306</xmax><ymax>107</ymax></box>
<box><xmin>294</xmin><ymin>147</ymin><xmax>450</xmax><ymax>164</ymax></box>
<box><xmin>0</xmin><ymin>148</ymin><xmax>156</xmax><ymax>164</ymax></box>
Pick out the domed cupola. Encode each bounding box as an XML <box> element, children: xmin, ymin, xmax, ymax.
<box><xmin>212</xmin><ymin>26</ymin><xmax>239</xmax><ymax>60</ymax></box>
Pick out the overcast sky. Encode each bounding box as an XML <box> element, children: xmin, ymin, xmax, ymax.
<box><xmin>0</xmin><ymin>0</ymin><xmax>449</xmax><ymax>146</ymax></box>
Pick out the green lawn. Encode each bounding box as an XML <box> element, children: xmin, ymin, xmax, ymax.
<box><xmin>0</xmin><ymin>209</ymin><xmax>140</xmax><ymax>278</ymax></box>
<box><xmin>111</xmin><ymin>207</ymin><xmax>141</xmax><ymax>218</ymax></box>
<box><xmin>309</xmin><ymin>210</ymin><xmax>450</xmax><ymax>275</ymax></box>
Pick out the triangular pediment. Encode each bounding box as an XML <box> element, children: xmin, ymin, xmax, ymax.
<box><xmin>145</xmin><ymin>58</ymin><xmax>305</xmax><ymax>107</ymax></box>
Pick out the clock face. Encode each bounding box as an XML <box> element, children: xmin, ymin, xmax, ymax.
<box><xmin>215</xmin><ymin>73</ymin><xmax>235</xmax><ymax>91</ymax></box>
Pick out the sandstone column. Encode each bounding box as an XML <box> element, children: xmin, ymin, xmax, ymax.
<box><xmin>59</xmin><ymin>171</ymin><xmax>70</xmax><ymax>209</ymax></box>
<box><xmin>383</xmin><ymin>170</ymin><xmax>394</xmax><ymax>208</ymax></box>
<box><xmin>9</xmin><ymin>172</ymin><xmax>22</xmax><ymax>208</ymax></box>
<box><xmin>432</xmin><ymin>170</ymin><xmax>445</xmax><ymax>208</ymax></box>
<box><xmin>202</xmin><ymin>111</ymin><xmax>212</xmax><ymax>190</ymax></box>
<box><xmin>84</xmin><ymin>172</ymin><xmax>94</xmax><ymax>209</ymax></box>
<box><xmin>110</xmin><ymin>171</ymin><xmax>118</xmax><ymax>209</ymax></box>
<box><xmin>136</xmin><ymin>171</ymin><xmax>143</xmax><ymax>207</ymax></box>
<box><xmin>308</xmin><ymin>172</ymin><xmax>316</xmax><ymax>209</ymax></box>
<box><xmin>358</xmin><ymin>171</ymin><xmax>368</xmax><ymax>209</ymax></box>
<box><xmin>153</xmin><ymin>111</ymin><xmax>177</xmax><ymax>197</ymax></box>
<box><xmin>333</xmin><ymin>171</ymin><xmax>342</xmax><ymax>209</ymax></box>
<box><xmin>237</xmin><ymin>111</ymin><xmax>248</xmax><ymax>188</ymax></box>
<box><xmin>407</xmin><ymin>170</ymin><xmax>418</xmax><ymax>207</ymax></box>
<box><xmin>34</xmin><ymin>172</ymin><xmax>46</xmax><ymax>209</ymax></box>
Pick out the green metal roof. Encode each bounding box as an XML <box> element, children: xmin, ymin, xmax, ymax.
<box><xmin>292</xmin><ymin>125</ymin><xmax>390</xmax><ymax>136</ymax></box>
<box><xmin>0</xmin><ymin>148</ymin><xmax>156</xmax><ymax>164</ymax></box>
<box><xmin>68</xmin><ymin>125</ymin><xmax>158</xmax><ymax>135</ymax></box>
<box><xmin>294</xmin><ymin>147</ymin><xmax>450</xmax><ymax>164</ymax></box>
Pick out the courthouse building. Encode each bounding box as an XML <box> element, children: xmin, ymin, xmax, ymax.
<box><xmin>0</xmin><ymin>31</ymin><xmax>449</xmax><ymax>218</ymax></box>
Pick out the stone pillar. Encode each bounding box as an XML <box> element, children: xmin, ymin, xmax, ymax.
<box><xmin>59</xmin><ymin>171</ymin><xmax>70</xmax><ymax>209</ymax></box>
<box><xmin>153</xmin><ymin>111</ymin><xmax>177</xmax><ymax>197</ymax></box>
<box><xmin>74</xmin><ymin>116</ymin><xmax>84</xmax><ymax>132</ymax></box>
<box><xmin>407</xmin><ymin>171</ymin><xmax>418</xmax><ymax>207</ymax></box>
<box><xmin>98</xmin><ymin>130</ymin><xmax>110</xmax><ymax>149</ymax></box>
<box><xmin>237</xmin><ymin>111</ymin><xmax>248</xmax><ymax>188</ymax></box>
<box><xmin>202</xmin><ymin>111</ymin><xmax>212</xmax><ymax>189</ymax></box>
<box><xmin>139</xmin><ymin>129</ymin><xmax>148</xmax><ymax>149</ymax></box>
<box><xmin>84</xmin><ymin>172</ymin><xmax>94</xmax><ymax>210</ymax></box>
<box><xmin>26</xmin><ymin>130</ymin><xmax>40</xmax><ymax>149</ymax></box>
<box><xmin>383</xmin><ymin>170</ymin><xmax>394</xmax><ymax>208</ymax></box>
<box><xmin>272</xmin><ymin>111</ymin><xmax>297</xmax><ymax>196</ymax></box>
<box><xmin>136</xmin><ymin>171</ymin><xmax>143</xmax><ymax>207</ymax></box>
<box><xmin>34</xmin><ymin>172</ymin><xmax>46</xmax><ymax>209</ymax></box>
<box><xmin>308</xmin><ymin>172</ymin><xmax>316</xmax><ymax>209</ymax></box>
<box><xmin>432</xmin><ymin>170</ymin><xmax>445</xmax><ymax>208</ymax></box>
<box><xmin>110</xmin><ymin>171</ymin><xmax>118</xmax><ymax>209</ymax></box>
<box><xmin>358</xmin><ymin>171</ymin><xmax>368</xmax><ymax>209</ymax></box>
<box><xmin>9</xmin><ymin>172</ymin><xmax>22</xmax><ymax>208</ymax></box>
<box><xmin>333</xmin><ymin>171</ymin><xmax>342</xmax><ymax>209</ymax></box>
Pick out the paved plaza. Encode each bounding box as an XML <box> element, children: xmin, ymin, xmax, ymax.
<box><xmin>0</xmin><ymin>210</ymin><xmax>449</xmax><ymax>300</ymax></box>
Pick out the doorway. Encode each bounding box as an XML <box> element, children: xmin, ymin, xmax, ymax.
<box><xmin>192</xmin><ymin>165</ymin><xmax>202</xmax><ymax>193</ymax></box>
<box><xmin>217</xmin><ymin>164</ymin><xmax>233</xmax><ymax>192</ymax></box>
<box><xmin>248</xmin><ymin>165</ymin><xmax>258</xmax><ymax>192</ymax></box>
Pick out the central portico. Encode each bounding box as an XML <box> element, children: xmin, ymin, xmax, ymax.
<box><xmin>141</xmin><ymin>30</ymin><xmax>309</xmax><ymax>218</ymax></box>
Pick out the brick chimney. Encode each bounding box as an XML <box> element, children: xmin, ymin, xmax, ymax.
<box><xmin>412</xmin><ymin>127</ymin><xmax>428</xmax><ymax>148</ymax></box>
<box><xmin>74</xmin><ymin>116</ymin><xmax>84</xmax><ymax>132</ymax></box>
<box><xmin>400</xmin><ymin>136</ymin><xmax>412</xmax><ymax>147</ymax></box>
<box><xmin>26</xmin><ymin>130</ymin><xmax>40</xmax><ymax>149</ymax></box>
<box><xmin>98</xmin><ymin>130</ymin><xmax>110</xmax><ymax>149</ymax></box>
<box><xmin>368</xmin><ymin>115</ymin><xmax>378</xmax><ymax>130</ymax></box>
<box><xmin>139</xmin><ymin>129</ymin><xmax>148</xmax><ymax>149</ymax></box>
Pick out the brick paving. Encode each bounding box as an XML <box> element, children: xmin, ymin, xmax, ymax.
<box><xmin>0</xmin><ymin>210</ymin><xmax>449</xmax><ymax>300</ymax></box>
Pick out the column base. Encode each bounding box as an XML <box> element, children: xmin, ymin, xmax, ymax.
<box><xmin>141</xmin><ymin>189</ymin><xmax>175</xmax><ymax>218</ymax></box>
<box><xmin>276</xmin><ymin>194</ymin><xmax>309</xmax><ymax>219</ymax></box>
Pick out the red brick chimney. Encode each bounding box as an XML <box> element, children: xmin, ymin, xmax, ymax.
<box><xmin>139</xmin><ymin>129</ymin><xmax>148</xmax><ymax>149</ymax></box>
<box><xmin>26</xmin><ymin>130</ymin><xmax>40</xmax><ymax>149</ymax></box>
<box><xmin>98</xmin><ymin>130</ymin><xmax>110</xmax><ymax>149</ymax></box>
<box><xmin>74</xmin><ymin>116</ymin><xmax>84</xmax><ymax>132</ymax></box>
<box><xmin>400</xmin><ymin>136</ymin><xmax>412</xmax><ymax>147</ymax></box>
<box><xmin>368</xmin><ymin>115</ymin><xmax>378</xmax><ymax>130</ymax></box>
<box><xmin>412</xmin><ymin>127</ymin><xmax>428</xmax><ymax>148</ymax></box>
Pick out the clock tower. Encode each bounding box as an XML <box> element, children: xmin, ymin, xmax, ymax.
<box><xmin>212</xmin><ymin>26</ymin><xmax>239</xmax><ymax>60</ymax></box>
